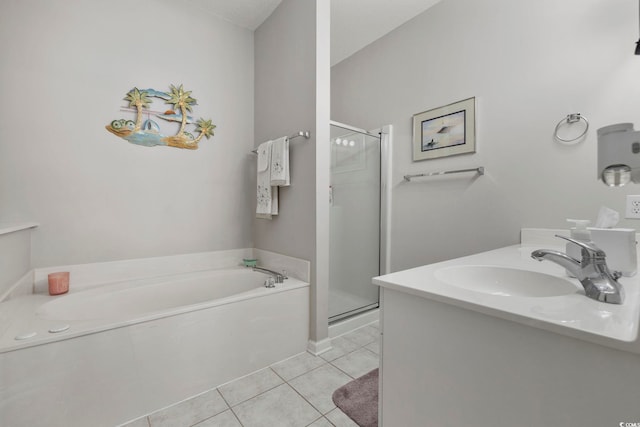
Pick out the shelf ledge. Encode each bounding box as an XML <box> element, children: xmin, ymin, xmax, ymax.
<box><xmin>0</xmin><ymin>222</ymin><xmax>39</xmax><ymax>237</ymax></box>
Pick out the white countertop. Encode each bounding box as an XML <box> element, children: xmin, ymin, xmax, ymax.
<box><xmin>374</xmin><ymin>240</ymin><xmax>640</xmax><ymax>354</ymax></box>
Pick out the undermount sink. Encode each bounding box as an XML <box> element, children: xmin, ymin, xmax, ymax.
<box><xmin>435</xmin><ymin>265</ymin><xmax>579</xmax><ymax>297</ymax></box>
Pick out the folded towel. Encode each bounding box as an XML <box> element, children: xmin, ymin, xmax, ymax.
<box><xmin>256</xmin><ymin>140</ymin><xmax>273</xmax><ymax>219</ymax></box>
<box><xmin>256</xmin><ymin>141</ymin><xmax>278</xmax><ymax>219</ymax></box>
<box><xmin>271</xmin><ymin>186</ymin><xmax>278</xmax><ymax>215</ymax></box>
<box><xmin>270</xmin><ymin>136</ymin><xmax>290</xmax><ymax>187</ymax></box>
<box><xmin>257</xmin><ymin>141</ymin><xmax>271</xmax><ymax>173</ymax></box>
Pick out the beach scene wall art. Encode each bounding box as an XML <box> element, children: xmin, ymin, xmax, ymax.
<box><xmin>106</xmin><ymin>84</ymin><xmax>216</xmax><ymax>150</ymax></box>
<box><xmin>413</xmin><ymin>97</ymin><xmax>475</xmax><ymax>161</ymax></box>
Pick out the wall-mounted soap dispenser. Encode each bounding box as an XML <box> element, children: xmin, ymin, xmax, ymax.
<box><xmin>597</xmin><ymin>123</ymin><xmax>640</xmax><ymax>186</ymax></box>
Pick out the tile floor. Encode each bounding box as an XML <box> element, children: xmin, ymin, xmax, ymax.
<box><xmin>121</xmin><ymin>322</ymin><xmax>380</xmax><ymax>427</ymax></box>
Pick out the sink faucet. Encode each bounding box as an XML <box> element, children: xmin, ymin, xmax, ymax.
<box><xmin>252</xmin><ymin>266</ymin><xmax>287</xmax><ymax>284</ymax></box>
<box><xmin>531</xmin><ymin>235</ymin><xmax>624</xmax><ymax>304</ymax></box>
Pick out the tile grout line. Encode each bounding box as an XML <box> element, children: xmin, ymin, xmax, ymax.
<box><xmin>304</xmin><ymin>415</ymin><xmax>323</xmax><ymax>427</ymax></box>
<box><xmin>324</xmin><ymin>414</ymin><xmax>339</xmax><ymax>427</ymax></box>
<box><xmin>216</xmin><ymin>387</ymin><xmax>233</xmax><ymax>411</ymax></box>
<box><xmin>320</xmin><ymin>339</ymin><xmax>376</xmax><ymax>363</ymax></box>
<box><xmin>305</xmin><ymin>414</ymin><xmax>335</xmax><ymax>427</ymax></box>
<box><xmin>270</xmin><ymin>364</ymin><xmax>332</xmax><ymax>419</ymax></box>
<box><xmin>271</xmin><ymin>355</ymin><xmax>328</xmax><ymax>382</ymax></box>
<box><xmin>283</xmin><ymin>366</ymin><xmax>332</xmax><ymax>418</ymax></box>
<box><xmin>281</xmin><ymin>364</ymin><xmax>344</xmax><ymax>427</ymax></box>
<box><xmin>178</xmin><ymin>389</ymin><xmax>230</xmax><ymax>427</ymax></box>
<box><xmin>290</xmin><ymin>341</ymin><xmax>380</xmax><ymax>424</ymax></box>
<box><xmin>270</xmin><ymin>350</ymin><xmax>368</xmax><ymax>424</ymax></box>
<box><xmin>228</xmin><ymin>406</ymin><xmax>245</xmax><ymax>427</ymax></box>
<box><xmin>328</xmin><ymin>345</ymin><xmax>380</xmax><ymax>379</ymax></box>
<box><xmin>229</xmin><ymin>362</ymin><xmax>338</xmax><ymax>427</ymax></box>
<box><xmin>215</xmin><ymin>387</ymin><xmax>246</xmax><ymax>427</ymax></box>
<box><xmin>228</xmin><ymin>364</ymin><xmax>326</xmax><ymax>426</ymax></box>
<box><xmin>218</xmin><ymin>369</ymin><xmax>285</xmax><ymax>409</ymax></box>
<box><xmin>268</xmin><ymin>365</ymin><xmax>288</xmax><ymax>383</ymax></box>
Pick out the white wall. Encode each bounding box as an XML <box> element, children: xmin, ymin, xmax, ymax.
<box><xmin>332</xmin><ymin>0</ymin><xmax>640</xmax><ymax>272</ymax></box>
<box><xmin>0</xmin><ymin>0</ymin><xmax>255</xmax><ymax>268</ymax></box>
<box><xmin>0</xmin><ymin>228</ymin><xmax>33</xmax><ymax>297</ymax></box>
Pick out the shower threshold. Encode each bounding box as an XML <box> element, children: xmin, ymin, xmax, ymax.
<box><xmin>329</xmin><ymin>302</ymin><xmax>379</xmax><ymax>324</ymax></box>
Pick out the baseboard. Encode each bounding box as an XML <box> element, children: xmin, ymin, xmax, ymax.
<box><xmin>307</xmin><ymin>338</ymin><xmax>332</xmax><ymax>356</ymax></box>
<box><xmin>329</xmin><ymin>308</ymin><xmax>380</xmax><ymax>338</ymax></box>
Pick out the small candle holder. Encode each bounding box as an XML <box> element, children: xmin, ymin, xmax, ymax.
<box><xmin>48</xmin><ymin>272</ymin><xmax>70</xmax><ymax>295</ymax></box>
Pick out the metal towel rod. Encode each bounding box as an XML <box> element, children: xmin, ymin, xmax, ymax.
<box><xmin>404</xmin><ymin>167</ymin><xmax>485</xmax><ymax>182</ymax></box>
<box><xmin>251</xmin><ymin>131</ymin><xmax>310</xmax><ymax>154</ymax></box>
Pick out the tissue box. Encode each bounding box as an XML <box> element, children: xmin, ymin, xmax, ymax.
<box><xmin>589</xmin><ymin>228</ymin><xmax>637</xmax><ymax>276</ymax></box>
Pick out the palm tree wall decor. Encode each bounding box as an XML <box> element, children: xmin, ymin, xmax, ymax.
<box><xmin>105</xmin><ymin>84</ymin><xmax>216</xmax><ymax>150</ymax></box>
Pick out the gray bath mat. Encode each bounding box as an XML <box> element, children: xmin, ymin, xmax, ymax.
<box><xmin>332</xmin><ymin>368</ymin><xmax>378</xmax><ymax>427</ymax></box>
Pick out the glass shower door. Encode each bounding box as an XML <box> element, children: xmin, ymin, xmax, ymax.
<box><xmin>329</xmin><ymin>123</ymin><xmax>381</xmax><ymax>322</ymax></box>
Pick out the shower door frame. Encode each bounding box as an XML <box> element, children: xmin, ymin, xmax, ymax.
<box><xmin>328</xmin><ymin>121</ymin><xmax>392</xmax><ymax>323</ymax></box>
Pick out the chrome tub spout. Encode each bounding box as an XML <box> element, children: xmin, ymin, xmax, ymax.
<box><xmin>252</xmin><ymin>266</ymin><xmax>287</xmax><ymax>285</ymax></box>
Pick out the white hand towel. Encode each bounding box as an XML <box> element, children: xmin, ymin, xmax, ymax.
<box><xmin>271</xmin><ymin>186</ymin><xmax>278</xmax><ymax>215</ymax></box>
<box><xmin>256</xmin><ymin>140</ymin><xmax>277</xmax><ymax>219</ymax></box>
<box><xmin>270</xmin><ymin>136</ymin><xmax>290</xmax><ymax>187</ymax></box>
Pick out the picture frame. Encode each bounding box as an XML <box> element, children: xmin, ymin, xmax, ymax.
<box><xmin>412</xmin><ymin>97</ymin><xmax>476</xmax><ymax>161</ymax></box>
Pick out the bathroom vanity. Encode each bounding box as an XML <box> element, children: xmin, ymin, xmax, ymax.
<box><xmin>373</xmin><ymin>229</ymin><xmax>640</xmax><ymax>427</ymax></box>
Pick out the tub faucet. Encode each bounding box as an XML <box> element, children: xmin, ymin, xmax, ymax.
<box><xmin>252</xmin><ymin>266</ymin><xmax>287</xmax><ymax>284</ymax></box>
<box><xmin>531</xmin><ymin>235</ymin><xmax>624</xmax><ymax>304</ymax></box>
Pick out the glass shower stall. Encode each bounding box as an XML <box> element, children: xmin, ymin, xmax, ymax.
<box><xmin>329</xmin><ymin>121</ymin><xmax>385</xmax><ymax>322</ymax></box>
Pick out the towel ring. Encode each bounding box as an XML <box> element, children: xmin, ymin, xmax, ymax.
<box><xmin>554</xmin><ymin>113</ymin><xmax>589</xmax><ymax>143</ymax></box>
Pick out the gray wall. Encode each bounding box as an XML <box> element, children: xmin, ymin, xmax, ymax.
<box><xmin>0</xmin><ymin>229</ymin><xmax>32</xmax><ymax>297</ymax></box>
<box><xmin>332</xmin><ymin>0</ymin><xmax>640</xmax><ymax>272</ymax></box>
<box><xmin>254</xmin><ymin>0</ymin><xmax>330</xmax><ymax>343</ymax></box>
<box><xmin>254</xmin><ymin>0</ymin><xmax>317</xmax><ymax>261</ymax></box>
<box><xmin>0</xmin><ymin>0</ymin><xmax>255</xmax><ymax>268</ymax></box>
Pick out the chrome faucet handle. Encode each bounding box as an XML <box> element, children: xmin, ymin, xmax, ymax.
<box><xmin>554</xmin><ymin>234</ymin><xmax>606</xmax><ymax>258</ymax></box>
<box><xmin>282</xmin><ymin>270</ymin><xmax>288</xmax><ymax>280</ymax></box>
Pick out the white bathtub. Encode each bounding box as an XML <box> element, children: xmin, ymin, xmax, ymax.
<box><xmin>0</xmin><ymin>258</ymin><xmax>310</xmax><ymax>427</ymax></box>
<box><xmin>37</xmin><ymin>268</ymin><xmax>291</xmax><ymax>322</ymax></box>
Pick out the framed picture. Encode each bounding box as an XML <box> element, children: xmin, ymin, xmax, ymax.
<box><xmin>412</xmin><ymin>97</ymin><xmax>476</xmax><ymax>161</ymax></box>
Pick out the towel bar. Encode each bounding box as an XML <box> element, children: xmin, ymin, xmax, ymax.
<box><xmin>404</xmin><ymin>167</ymin><xmax>485</xmax><ymax>182</ymax></box>
<box><xmin>251</xmin><ymin>131</ymin><xmax>310</xmax><ymax>154</ymax></box>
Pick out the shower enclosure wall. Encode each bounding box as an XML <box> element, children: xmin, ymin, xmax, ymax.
<box><xmin>329</xmin><ymin>121</ymin><xmax>390</xmax><ymax>322</ymax></box>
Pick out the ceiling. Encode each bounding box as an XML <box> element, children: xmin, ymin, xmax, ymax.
<box><xmin>185</xmin><ymin>0</ymin><xmax>282</xmax><ymax>31</ymax></box>
<box><xmin>330</xmin><ymin>0</ymin><xmax>442</xmax><ymax>65</ymax></box>
<box><xmin>184</xmin><ymin>0</ymin><xmax>442</xmax><ymax>66</ymax></box>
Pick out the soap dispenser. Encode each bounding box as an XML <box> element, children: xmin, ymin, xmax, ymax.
<box><xmin>566</xmin><ymin>219</ymin><xmax>592</xmax><ymax>277</ymax></box>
